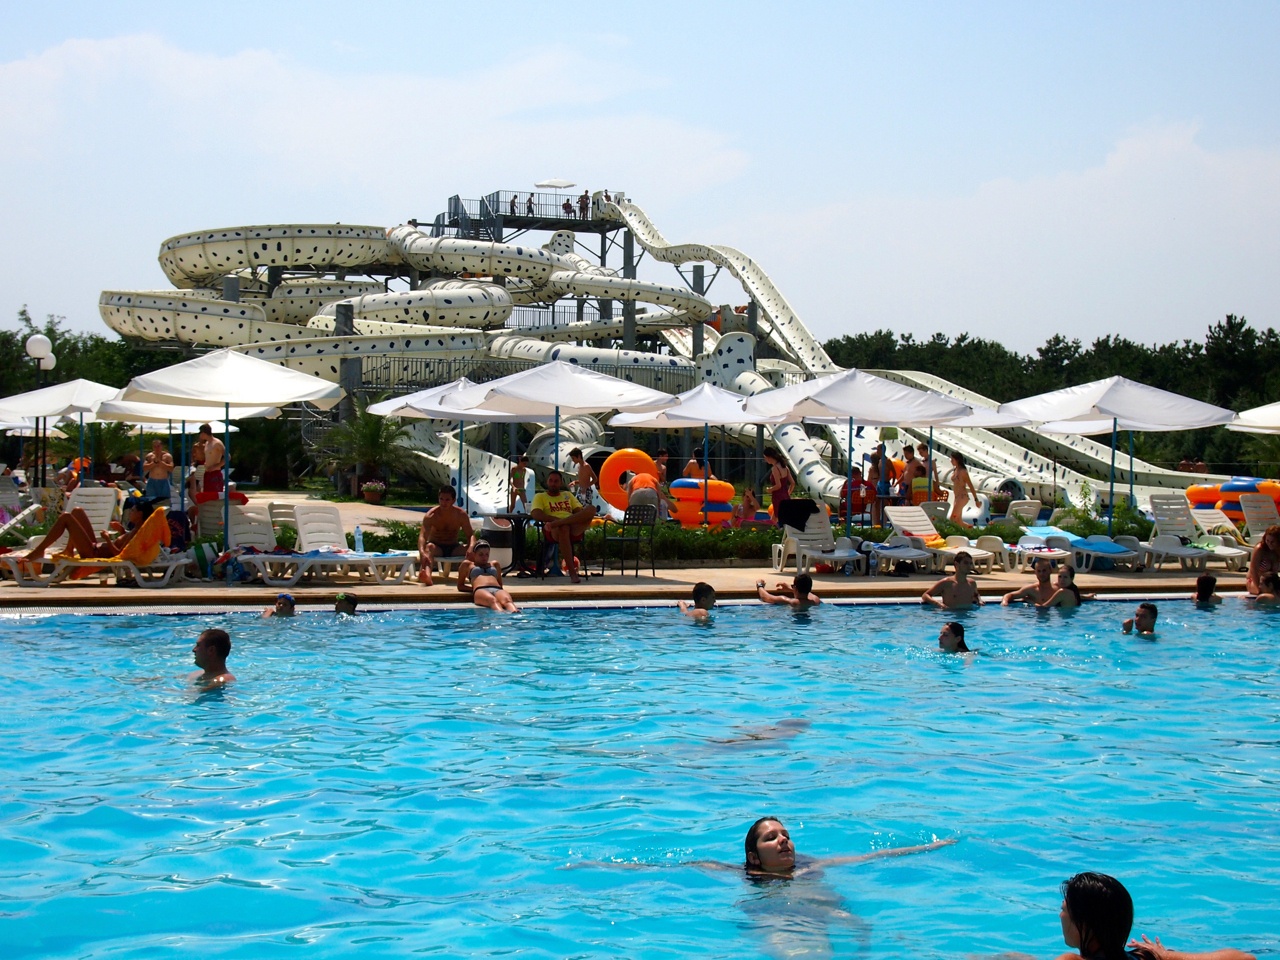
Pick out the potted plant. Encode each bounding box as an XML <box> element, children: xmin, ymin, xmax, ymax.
<box><xmin>361</xmin><ymin>479</ymin><xmax>387</xmax><ymax>505</ymax></box>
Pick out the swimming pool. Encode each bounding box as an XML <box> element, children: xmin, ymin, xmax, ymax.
<box><xmin>2</xmin><ymin>601</ymin><xmax>1277</xmax><ymax>958</ymax></box>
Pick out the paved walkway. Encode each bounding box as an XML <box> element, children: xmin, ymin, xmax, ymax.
<box><xmin>0</xmin><ymin>492</ymin><xmax>1241</xmax><ymax>610</ymax></box>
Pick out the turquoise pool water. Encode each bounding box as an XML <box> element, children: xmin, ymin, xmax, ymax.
<box><xmin>1</xmin><ymin>601</ymin><xmax>1277</xmax><ymax>958</ymax></box>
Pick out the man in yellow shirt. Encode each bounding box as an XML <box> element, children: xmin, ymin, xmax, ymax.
<box><xmin>530</xmin><ymin>470</ymin><xmax>596</xmax><ymax>583</ymax></box>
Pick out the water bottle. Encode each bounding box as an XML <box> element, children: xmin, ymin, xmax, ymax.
<box><xmin>353</xmin><ymin>525</ymin><xmax>364</xmax><ymax>553</ymax></box>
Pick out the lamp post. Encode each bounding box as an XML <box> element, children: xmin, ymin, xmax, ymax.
<box><xmin>24</xmin><ymin>334</ymin><xmax>56</xmax><ymax>488</ymax></box>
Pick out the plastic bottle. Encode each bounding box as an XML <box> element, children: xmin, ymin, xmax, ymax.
<box><xmin>353</xmin><ymin>525</ymin><xmax>364</xmax><ymax>553</ymax></box>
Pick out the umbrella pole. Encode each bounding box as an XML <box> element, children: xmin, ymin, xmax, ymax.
<box><xmin>179</xmin><ymin>421</ymin><xmax>186</xmax><ymax>514</ymax></box>
<box><xmin>928</xmin><ymin>428</ymin><xmax>934</xmax><ymax>500</ymax></box>
<box><xmin>846</xmin><ymin>417</ymin><xmax>854</xmax><ymax>538</ymax></box>
<box><xmin>703</xmin><ymin>421</ymin><xmax>710</xmax><ymax>525</ymax></box>
<box><xmin>1128</xmin><ymin>430</ymin><xmax>1135</xmax><ymax>511</ymax></box>
<box><xmin>554</xmin><ymin>408</ymin><xmax>560</xmax><ymax>470</ymax></box>
<box><xmin>223</xmin><ymin>404</ymin><xmax>231</xmax><ymax>571</ymax></box>
<box><xmin>1108</xmin><ymin>418</ymin><xmax>1117</xmax><ymax>536</ymax></box>
<box><xmin>78</xmin><ymin>413</ymin><xmax>85</xmax><ymax>485</ymax></box>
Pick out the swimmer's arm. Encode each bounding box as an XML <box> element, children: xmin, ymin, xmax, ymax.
<box><xmin>818</xmin><ymin>837</ymin><xmax>957</xmax><ymax>867</ymax></box>
<box><xmin>1001</xmin><ymin>586</ymin><xmax>1032</xmax><ymax>605</ymax></box>
<box><xmin>1123</xmin><ymin>618</ymin><xmax>1135</xmax><ymax>633</ymax></box>
<box><xmin>755</xmin><ymin>580</ymin><xmax>788</xmax><ymax>605</ymax></box>
<box><xmin>1126</xmin><ymin>935</ymin><xmax>1256</xmax><ymax>960</ymax></box>
<box><xmin>1035</xmin><ymin>590</ymin><xmax>1064</xmax><ymax>609</ymax></box>
<box><xmin>456</xmin><ymin>561</ymin><xmax>474</xmax><ymax>594</ymax></box>
<box><xmin>562</xmin><ymin>858</ymin><xmax>735</xmax><ymax>873</ymax></box>
<box><xmin>921</xmin><ymin>582</ymin><xmax>947</xmax><ymax>608</ymax></box>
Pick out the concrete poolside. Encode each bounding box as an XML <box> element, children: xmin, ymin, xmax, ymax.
<box><xmin>0</xmin><ymin>492</ymin><xmax>1245</xmax><ymax>610</ymax></box>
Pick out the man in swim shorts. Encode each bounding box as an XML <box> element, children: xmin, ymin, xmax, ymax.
<box><xmin>1122</xmin><ymin>602</ymin><xmax>1158</xmax><ymax>635</ymax></box>
<box><xmin>530</xmin><ymin>470</ymin><xmax>596</xmax><ymax>583</ymax></box>
<box><xmin>189</xmin><ymin>628</ymin><xmax>235</xmax><ymax>688</ymax></box>
<box><xmin>922</xmin><ymin>552</ymin><xmax>982</xmax><ymax>608</ymax></box>
<box><xmin>143</xmin><ymin>439</ymin><xmax>174</xmax><ymax>503</ymax></box>
<box><xmin>418</xmin><ymin>485</ymin><xmax>475</xmax><ymax>586</ymax></box>
<box><xmin>199</xmin><ymin>424</ymin><xmax>226</xmax><ymax>495</ymax></box>
<box><xmin>1002</xmin><ymin>556</ymin><xmax>1056</xmax><ymax>605</ymax></box>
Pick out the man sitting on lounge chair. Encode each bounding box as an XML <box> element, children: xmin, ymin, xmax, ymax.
<box><xmin>418</xmin><ymin>486</ymin><xmax>475</xmax><ymax>587</ymax></box>
<box><xmin>530</xmin><ymin>470</ymin><xmax>596</xmax><ymax>583</ymax></box>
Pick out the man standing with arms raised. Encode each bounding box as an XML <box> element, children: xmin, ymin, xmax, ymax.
<box><xmin>143</xmin><ymin>438</ymin><xmax>175</xmax><ymax>504</ymax></box>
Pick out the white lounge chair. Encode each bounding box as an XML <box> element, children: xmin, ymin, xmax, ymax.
<box><xmin>1015</xmin><ymin>535</ymin><xmax>1072</xmax><ymax>572</ymax></box>
<box><xmin>864</xmin><ymin>536</ymin><xmax>936</xmax><ymax>575</ymax></box>
<box><xmin>1006</xmin><ymin>500</ymin><xmax>1043</xmax><ymax>526</ymax></box>
<box><xmin>793</xmin><ymin>510</ymin><xmax>865</xmax><ymax>575</ymax></box>
<box><xmin>225</xmin><ymin>506</ymin><xmax>313</xmax><ymax>586</ymax></box>
<box><xmin>1043</xmin><ymin>534</ymin><xmax>1141</xmax><ymax>573</ymax></box>
<box><xmin>1149</xmin><ymin>494</ymin><xmax>1246</xmax><ymax>571</ymax></box>
<box><xmin>884</xmin><ymin>505</ymin><xmax>993</xmax><ymax>572</ymax></box>
<box><xmin>1238</xmin><ymin>493</ymin><xmax>1280</xmax><ymax>546</ymax></box>
<box><xmin>1143</xmin><ymin>534</ymin><xmax>1209</xmax><ymax>572</ymax></box>
<box><xmin>290</xmin><ymin>504</ymin><xmax>415</xmax><ymax>585</ymax></box>
<box><xmin>974</xmin><ymin>534</ymin><xmax>1016</xmax><ymax>572</ymax></box>
<box><xmin>2</xmin><ymin>485</ymin><xmax>123</xmax><ymax>582</ymax></box>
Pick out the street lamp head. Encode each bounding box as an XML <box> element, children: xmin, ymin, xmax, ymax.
<box><xmin>25</xmin><ymin>334</ymin><xmax>52</xmax><ymax>360</ymax></box>
<box><xmin>39</xmin><ymin>354</ymin><xmax>57</xmax><ymax>371</ymax></box>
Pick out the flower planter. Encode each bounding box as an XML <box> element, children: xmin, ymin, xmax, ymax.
<box><xmin>363</xmin><ymin>490</ymin><xmax>386</xmax><ymax>505</ymax></box>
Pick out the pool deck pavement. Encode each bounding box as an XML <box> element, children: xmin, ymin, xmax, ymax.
<box><xmin>0</xmin><ymin>493</ymin><xmax>1245</xmax><ymax>610</ymax></box>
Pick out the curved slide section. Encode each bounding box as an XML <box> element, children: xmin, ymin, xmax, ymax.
<box><xmin>314</xmin><ymin>280</ymin><xmax>514</xmax><ymax>329</ymax></box>
<box><xmin>159</xmin><ymin>224</ymin><xmax>394</xmax><ymax>288</ymax></box>
<box><xmin>599</xmin><ymin>199</ymin><xmax>838</xmax><ymax>376</ymax></box>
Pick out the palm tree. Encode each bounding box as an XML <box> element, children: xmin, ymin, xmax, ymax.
<box><xmin>318</xmin><ymin>395</ymin><xmax>414</xmax><ymax>493</ymax></box>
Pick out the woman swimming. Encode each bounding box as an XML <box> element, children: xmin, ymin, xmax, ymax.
<box><xmin>1038</xmin><ymin>565</ymin><xmax>1084</xmax><ymax>608</ymax></box>
<box><xmin>456</xmin><ymin>540</ymin><xmax>519</xmax><ymax>613</ymax></box>
<box><xmin>736</xmin><ymin>816</ymin><xmax>955</xmax><ymax>879</ymax></box>
<box><xmin>1055</xmin><ymin>871</ymin><xmax>1254</xmax><ymax>960</ymax></box>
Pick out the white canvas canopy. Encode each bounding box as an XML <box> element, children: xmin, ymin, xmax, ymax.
<box><xmin>0</xmin><ymin>379</ymin><xmax>119</xmax><ymax>419</ymax></box>
<box><xmin>1227</xmin><ymin>400</ymin><xmax>1280</xmax><ymax>435</ymax></box>
<box><xmin>95</xmin><ymin>399</ymin><xmax>281</xmax><ymax>424</ymax></box>
<box><xmin>998</xmin><ymin>376</ymin><xmax>1236</xmax><ymax>431</ymax></box>
<box><xmin>741</xmin><ymin>369</ymin><xmax>971</xmax><ymax>425</ymax></box>
<box><xmin>608</xmin><ymin>382</ymin><xmax>778</xmax><ymax>428</ymax></box>
<box><xmin>1000</xmin><ymin>376</ymin><xmax>1237</xmax><ymax>529</ymax></box>
<box><xmin>368</xmin><ymin>379</ymin><xmax>528</xmax><ymax>423</ymax></box>
<box><xmin>439</xmin><ymin>361</ymin><xmax>671</xmax><ymax>461</ymax></box>
<box><xmin>119</xmin><ymin>349</ymin><xmax>343</xmax><ymax>409</ymax></box>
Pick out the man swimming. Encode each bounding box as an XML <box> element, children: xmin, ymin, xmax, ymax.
<box><xmin>756</xmin><ymin>573</ymin><xmax>822</xmax><ymax>609</ymax></box>
<box><xmin>1002</xmin><ymin>556</ymin><xmax>1056</xmax><ymax>605</ymax></box>
<box><xmin>262</xmin><ymin>593</ymin><xmax>296</xmax><ymax>618</ymax></box>
<box><xmin>679</xmin><ymin>581</ymin><xmax>716</xmax><ymax>619</ymax></box>
<box><xmin>1122</xmin><ymin>602</ymin><xmax>1158</xmax><ymax>635</ymax></box>
<box><xmin>922</xmin><ymin>551</ymin><xmax>982</xmax><ymax>609</ymax></box>
<box><xmin>189</xmin><ymin>628</ymin><xmax>235</xmax><ymax>688</ymax></box>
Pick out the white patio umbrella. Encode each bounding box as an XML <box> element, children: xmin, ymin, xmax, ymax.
<box><xmin>97</xmin><ymin>399</ymin><xmax>279</xmax><ymax>512</ymax></box>
<box><xmin>744</xmin><ymin>370</ymin><xmax>972</xmax><ymax>535</ymax></box>
<box><xmin>611</xmin><ymin>382</ymin><xmax>789</xmax><ymax>522</ymax></box>
<box><xmin>0</xmin><ymin>379</ymin><xmax>122</xmax><ymax>486</ymax></box>
<box><xmin>999</xmin><ymin>376</ymin><xmax>1237</xmax><ymax>531</ymax></box>
<box><xmin>119</xmin><ymin>349</ymin><xmax>344</xmax><ymax>555</ymax></box>
<box><xmin>534</xmin><ymin>179</ymin><xmax>575</xmax><ymax>189</ymax></box>
<box><xmin>438</xmin><ymin>361</ymin><xmax>670</xmax><ymax>465</ymax></box>
<box><xmin>1227</xmin><ymin>400</ymin><xmax>1280</xmax><ymax>435</ymax></box>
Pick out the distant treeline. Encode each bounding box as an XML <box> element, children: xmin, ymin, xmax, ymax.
<box><xmin>823</xmin><ymin>314</ymin><xmax>1280</xmax><ymax>477</ymax></box>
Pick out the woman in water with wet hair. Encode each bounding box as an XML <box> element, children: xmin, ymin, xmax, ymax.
<box><xmin>740</xmin><ymin>816</ymin><xmax>954</xmax><ymax>878</ymax></box>
<box><xmin>1055</xmin><ymin>871</ymin><xmax>1254</xmax><ymax>960</ymax></box>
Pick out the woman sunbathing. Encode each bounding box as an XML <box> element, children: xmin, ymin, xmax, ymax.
<box><xmin>24</xmin><ymin>498</ymin><xmax>153</xmax><ymax>561</ymax></box>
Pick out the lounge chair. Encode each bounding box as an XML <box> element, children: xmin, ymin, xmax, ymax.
<box><xmin>1149</xmin><ymin>494</ymin><xmax>1247</xmax><ymax>571</ymax></box>
<box><xmin>792</xmin><ymin>509</ymin><xmax>865</xmax><ymax>575</ymax></box>
<box><xmin>883</xmin><ymin>505</ymin><xmax>994</xmax><ymax>572</ymax></box>
<box><xmin>223</xmin><ymin>506</ymin><xmax>311</xmax><ymax>586</ymax></box>
<box><xmin>1014</xmin><ymin>535</ymin><xmax>1072</xmax><ymax>572</ymax></box>
<box><xmin>290</xmin><ymin>504</ymin><xmax>415</xmax><ymax>585</ymax></box>
<box><xmin>974</xmin><ymin>534</ymin><xmax>1016</xmax><ymax>572</ymax></box>
<box><xmin>1238</xmin><ymin>493</ymin><xmax>1280</xmax><ymax>546</ymax></box>
<box><xmin>1042</xmin><ymin>534</ymin><xmax>1142</xmax><ymax>573</ymax></box>
<box><xmin>4</xmin><ymin>507</ymin><xmax>188</xmax><ymax>589</ymax></box>
<box><xmin>2</xmin><ymin>485</ymin><xmax>123</xmax><ymax>582</ymax></box>
<box><xmin>1006</xmin><ymin>499</ymin><xmax>1043</xmax><ymax>526</ymax></box>
<box><xmin>864</xmin><ymin>536</ymin><xmax>936</xmax><ymax>575</ymax></box>
<box><xmin>0</xmin><ymin>483</ymin><xmax>39</xmax><ymax>539</ymax></box>
<box><xmin>1141</xmin><ymin>534</ymin><xmax>1209</xmax><ymax>572</ymax></box>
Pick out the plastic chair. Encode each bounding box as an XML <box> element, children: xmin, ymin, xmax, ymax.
<box><xmin>599</xmin><ymin>504</ymin><xmax>657</xmax><ymax>576</ymax></box>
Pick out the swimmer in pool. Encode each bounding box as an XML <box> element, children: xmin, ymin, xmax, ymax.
<box><xmin>1249</xmin><ymin>572</ymin><xmax>1280</xmax><ymax>606</ymax></box>
<box><xmin>1122</xmin><ymin>602</ymin><xmax>1158</xmax><ymax>635</ymax></box>
<box><xmin>1002</xmin><ymin>556</ymin><xmax>1057</xmax><ymax>605</ymax></box>
<box><xmin>756</xmin><ymin>573</ymin><xmax>821</xmax><ymax>609</ymax></box>
<box><xmin>188</xmin><ymin>628</ymin><xmax>235</xmax><ymax>688</ymax></box>
<box><xmin>710</xmin><ymin>718</ymin><xmax>812</xmax><ymax>747</ymax></box>
<box><xmin>1055</xmin><ymin>871</ymin><xmax>1255</xmax><ymax>960</ymax></box>
<box><xmin>456</xmin><ymin>540</ymin><xmax>519</xmax><ymax>613</ymax></box>
<box><xmin>1037</xmin><ymin>565</ymin><xmax>1084</xmax><ymax>608</ymax></box>
<box><xmin>922</xmin><ymin>551</ymin><xmax>982</xmax><ymax>609</ymax></box>
<box><xmin>725</xmin><ymin>816</ymin><xmax>956</xmax><ymax>879</ymax></box>
<box><xmin>334</xmin><ymin>592</ymin><xmax>358</xmax><ymax>615</ymax></box>
<box><xmin>262</xmin><ymin>593</ymin><xmax>296</xmax><ymax>618</ymax></box>
<box><xmin>679</xmin><ymin>581</ymin><xmax>716</xmax><ymax>619</ymax></box>
<box><xmin>1194</xmin><ymin>574</ymin><xmax>1222</xmax><ymax>605</ymax></box>
<box><xmin>937</xmin><ymin>621</ymin><xmax>971</xmax><ymax>653</ymax></box>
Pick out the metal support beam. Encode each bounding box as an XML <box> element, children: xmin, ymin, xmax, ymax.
<box><xmin>221</xmin><ymin>276</ymin><xmax>240</xmax><ymax>303</ymax></box>
<box><xmin>622</xmin><ymin>230</ymin><xmax>636</xmax><ymax>351</ymax></box>
<box><xmin>266</xmin><ymin>266</ymin><xmax>283</xmax><ymax>298</ymax></box>
<box><xmin>598</xmin><ymin>232</ymin><xmax>612</xmax><ymax>322</ymax></box>
<box><xmin>691</xmin><ymin>265</ymin><xmax>705</xmax><ymax>360</ymax></box>
<box><xmin>335</xmin><ymin>303</ymin><xmax>359</xmax><ymax>424</ymax></box>
<box><xmin>746</xmin><ymin>300</ymin><xmax>759</xmax><ymax>339</ymax></box>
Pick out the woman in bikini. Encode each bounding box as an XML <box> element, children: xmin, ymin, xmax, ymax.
<box><xmin>1246</xmin><ymin>524</ymin><xmax>1280</xmax><ymax>595</ymax></box>
<box><xmin>456</xmin><ymin>540</ymin><xmax>519</xmax><ymax>613</ymax></box>
<box><xmin>948</xmin><ymin>452</ymin><xmax>979</xmax><ymax>526</ymax></box>
<box><xmin>1038</xmin><ymin>564</ymin><xmax>1084</xmax><ymax>608</ymax></box>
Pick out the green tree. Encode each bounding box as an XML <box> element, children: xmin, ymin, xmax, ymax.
<box><xmin>316</xmin><ymin>394</ymin><xmax>414</xmax><ymax>491</ymax></box>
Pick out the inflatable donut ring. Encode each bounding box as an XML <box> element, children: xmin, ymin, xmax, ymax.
<box><xmin>598</xmin><ymin>448</ymin><xmax>659</xmax><ymax>511</ymax></box>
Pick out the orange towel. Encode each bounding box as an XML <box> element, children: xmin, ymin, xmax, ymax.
<box><xmin>56</xmin><ymin>508</ymin><xmax>172</xmax><ymax>578</ymax></box>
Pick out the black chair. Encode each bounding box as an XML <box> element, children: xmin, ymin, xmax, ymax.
<box><xmin>535</xmin><ymin>520</ymin><xmax>589</xmax><ymax>580</ymax></box>
<box><xmin>599</xmin><ymin>504</ymin><xmax>658</xmax><ymax>577</ymax></box>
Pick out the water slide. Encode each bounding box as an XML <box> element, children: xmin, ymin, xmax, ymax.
<box><xmin>99</xmin><ymin>206</ymin><xmax>1176</xmax><ymax>516</ymax></box>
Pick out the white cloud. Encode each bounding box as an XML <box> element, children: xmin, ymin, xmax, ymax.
<box><xmin>751</xmin><ymin>123</ymin><xmax>1280</xmax><ymax>352</ymax></box>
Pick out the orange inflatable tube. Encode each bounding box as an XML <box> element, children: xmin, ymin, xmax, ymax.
<box><xmin>598</xmin><ymin>448</ymin><xmax>659</xmax><ymax>511</ymax></box>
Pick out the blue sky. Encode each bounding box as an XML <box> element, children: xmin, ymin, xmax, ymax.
<box><xmin>2</xmin><ymin>1</ymin><xmax>1277</xmax><ymax>352</ymax></box>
